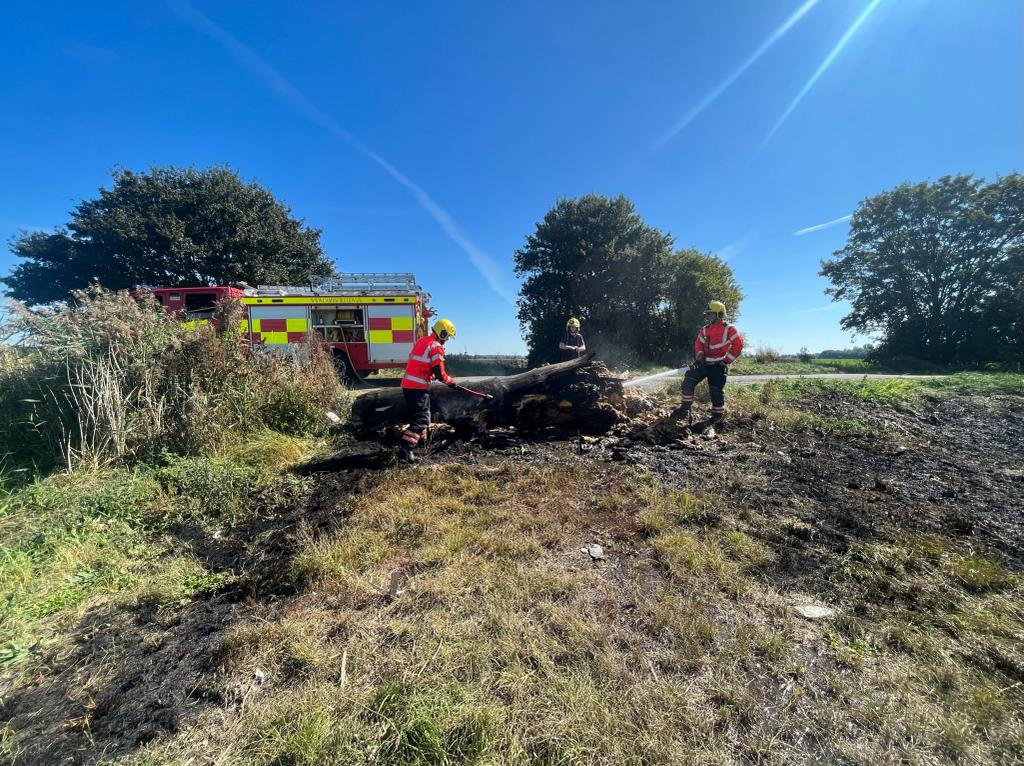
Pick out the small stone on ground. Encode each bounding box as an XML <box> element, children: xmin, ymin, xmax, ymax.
<box><xmin>794</xmin><ymin>605</ymin><xmax>834</xmax><ymax>620</ymax></box>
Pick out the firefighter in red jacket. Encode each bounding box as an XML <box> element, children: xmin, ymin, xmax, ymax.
<box><xmin>398</xmin><ymin>318</ymin><xmax>457</xmax><ymax>463</ymax></box>
<box><xmin>678</xmin><ymin>301</ymin><xmax>743</xmax><ymax>423</ymax></box>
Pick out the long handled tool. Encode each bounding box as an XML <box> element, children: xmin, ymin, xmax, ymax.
<box><xmin>453</xmin><ymin>384</ymin><xmax>495</xmax><ymax>401</ymax></box>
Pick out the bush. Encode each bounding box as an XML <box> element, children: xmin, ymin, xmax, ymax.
<box><xmin>0</xmin><ymin>288</ymin><xmax>348</xmax><ymax>471</ymax></box>
<box><xmin>753</xmin><ymin>345</ymin><xmax>782</xmax><ymax>364</ymax></box>
<box><xmin>797</xmin><ymin>347</ymin><xmax>813</xmax><ymax>363</ymax></box>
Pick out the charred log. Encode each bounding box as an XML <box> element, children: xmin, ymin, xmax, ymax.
<box><xmin>349</xmin><ymin>354</ymin><xmax>626</xmax><ymax>438</ymax></box>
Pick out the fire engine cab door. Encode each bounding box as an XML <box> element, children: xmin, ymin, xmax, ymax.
<box><xmin>366</xmin><ymin>305</ymin><xmax>416</xmax><ymax>363</ymax></box>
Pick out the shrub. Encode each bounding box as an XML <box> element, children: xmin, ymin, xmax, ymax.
<box><xmin>797</xmin><ymin>347</ymin><xmax>813</xmax><ymax>363</ymax></box>
<box><xmin>0</xmin><ymin>288</ymin><xmax>347</xmax><ymax>471</ymax></box>
<box><xmin>753</xmin><ymin>345</ymin><xmax>782</xmax><ymax>364</ymax></box>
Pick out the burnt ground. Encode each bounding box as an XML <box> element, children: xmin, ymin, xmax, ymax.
<box><xmin>434</xmin><ymin>388</ymin><xmax>1024</xmax><ymax>566</ymax></box>
<box><xmin>2</xmin><ymin>387</ymin><xmax>1022</xmax><ymax>764</ymax></box>
<box><xmin>0</xmin><ymin>469</ymin><xmax>380</xmax><ymax>766</ymax></box>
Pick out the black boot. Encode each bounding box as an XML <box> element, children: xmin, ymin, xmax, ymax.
<box><xmin>398</xmin><ymin>444</ymin><xmax>417</xmax><ymax>464</ymax></box>
<box><xmin>671</xmin><ymin>404</ymin><xmax>692</xmax><ymax>420</ymax></box>
<box><xmin>710</xmin><ymin>411</ymin><xmax>725</xmax><ymax>425</ymax></box>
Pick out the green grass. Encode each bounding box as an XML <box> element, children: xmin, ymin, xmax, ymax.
<box><xmin>629</xmin><ymin>356</ymin><xmax>930</xmax><ymax>379</ymax></box>
<box><xmin>3</xmin><ymin>354</ymin><xmax>1023</xmax><ymax>763</ymax></box>
<box><xmin>112</xmin><ymin>460</ymin><xmax>1024</xmax><ymax>765</ymax></box>
<box><xmin>0</xmin><ymin>438</ymin><xmax>312</xmax><ymax>671</ymax></box>
<box><xmin>621</xmin><ymin>358</ymin><xmax>882</xmax><ymax>379</ymax></box>
<box><xmin>728</xmin><ymin>357</ymin><xmax>886</xmax><ymax>375</ymax></box>
<box><xmin>763</xmin><ymin>372</ymin><xmax>1024</xmax><ymax>404</ymax></box>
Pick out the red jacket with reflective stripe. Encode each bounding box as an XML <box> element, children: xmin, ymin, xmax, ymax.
<box><xmin>695</xmin><ymin>321</ymin><xmax>743</xmax><ymax>365</ymax></box>
<box><xmin>401</xmin><ymin>333</ymin><xmax>452</xmax><ymax>389</ymax></box>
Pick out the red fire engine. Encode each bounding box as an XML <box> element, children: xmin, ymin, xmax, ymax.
<box><xmin>150</xmin><ymin>273</ymin><xmax>433</xmax><ymax>382</ymax></box>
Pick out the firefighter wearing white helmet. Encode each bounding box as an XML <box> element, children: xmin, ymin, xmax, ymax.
<box><xmin>677</xmin><ymin>300</ymin><xmax>743</xmax><ymax>423</ymax></box>
<box><xmin>559</xmin><ymin>316</ymin><xmax>586</xmax><ymax>361</ymax></box>
<box><xmin>398</xmin><ymin>318</ymin><xmax>457</xmax><ymax>463</ymax></box>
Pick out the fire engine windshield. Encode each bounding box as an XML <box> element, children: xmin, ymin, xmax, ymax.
<box><xmin>184</xmin><ymin>292</ymin><xmax>217</xmax><ymax>319</ymax></box>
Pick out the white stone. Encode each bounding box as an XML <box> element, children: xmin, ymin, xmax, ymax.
<box><xmin>794</xmin><ymin>605</ymin><xmax>834</xmax><ymax>620</ymax></box>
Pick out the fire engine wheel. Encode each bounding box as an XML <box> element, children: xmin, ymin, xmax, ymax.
<box><xmin>333</xmin><ymin>351</ymin><xmax>356</xmax><ymax>387</ymax></box>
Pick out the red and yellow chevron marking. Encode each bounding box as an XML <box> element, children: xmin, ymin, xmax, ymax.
<box><xmin>367</xmin><ymin>315</ymin><xmax>415</xmax><ymax>344</ymax></box>
<box><xmin>239</xmin><ymin>317</ymin><xmax>309</xmax><ymax>344</ymax></box>
<box><xmin>241</xmin><ymin>296</ymin><xmax>417</xmax><ymax>305</ymax></box>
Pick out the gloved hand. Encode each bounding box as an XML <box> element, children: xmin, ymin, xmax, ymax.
<box><xmin>446</xmin><ymin>379</ymin><xmax>457</xmax><ymax>388</ymax></box>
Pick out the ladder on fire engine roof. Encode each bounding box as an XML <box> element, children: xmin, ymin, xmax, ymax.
<box><xmin>250</xmin><ymin>273</ymin><xmax>429</xmax><ymax>300</ymax></box>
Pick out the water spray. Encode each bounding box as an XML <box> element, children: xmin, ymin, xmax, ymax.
<box><xmin>623</xmin><ymin>366</ymin><xmax>689</xmax><ymax>388</ymax></box>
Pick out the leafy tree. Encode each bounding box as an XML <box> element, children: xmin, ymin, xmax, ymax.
<box><xmin>658</xmin><ymin>249</ymin><xmax>743</xmax><ymax>364</ymax></box>
<box><xmin>986</xmin><ymin>244</ymin><xmax>1023</xmax><ymax>364</ymax></box>
<box><xmin>514</xmin><ymin>195</ymin><xmax>742</xmax><ymax>366</ymax></box>
<box><xmin>4</xmin><ymin>166</ymin><xmax>333</xmax><ymax>305</ymax></box>
<box><xmin>821</xmin><ymin>174</ymin><xmax>1024</xmax><ymax>364</ymax></box>
<box><xmin>818</xmin><ymin>344</ymin><xmax>876</xmax><ymax>359</ymax></box>
<box><xmin>514</xmin><ymin>195</ymin><xmax>671</xmax><ymax>365</ymax></box>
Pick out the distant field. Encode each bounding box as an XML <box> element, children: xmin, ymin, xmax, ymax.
<box><xmin>445</xmin><ymin>353</ymin><xmax>528</xmax><ymax>377</ymax></box>
<box><xmin>362</xmin><ymin>354</ymin><xmax>527</xmax><ymax>380</ymax></box>
<box><xmin>616</xmin><ymin>357</ymin><xmax>886</xmax><ymax>380</ymax></box>
<box><xmin>728</xmin><ymin>357</ymin><xmax>883</xmax><ymax>375</ymax></box>
<box><xmin>371</xmin><ymin>355</ymin><xmax>957</xmax><ymax>381</ymax></box>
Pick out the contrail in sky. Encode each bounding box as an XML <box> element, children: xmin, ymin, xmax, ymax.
<box><xmin>793</xmin><ymin>214</ymin><xmax>852</xmax><ymax>236</ymax></box>
<box><xmin>651</xmin><ymin>0</ymin><xmax>822</xmax><ymax>151</ymax></box>
<box><xmin>762</xmin><ymin>0</ymin><xmax>886</xmax><ymax>146</ymax></box>
<box><xmin>166</xmin><ymin>0</ymin><xmax>515</xmax><ymax>304</ymax></box>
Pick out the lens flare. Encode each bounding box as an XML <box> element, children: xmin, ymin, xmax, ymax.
<box><xmin>762</xmin><ymin>0</ymin><xmax>887</xmax><ymax>146</ymax></box>
<box><xmin>652</xmin><ymin>0</ymin><xmax>822</xmax><ymax>150</ymax></box>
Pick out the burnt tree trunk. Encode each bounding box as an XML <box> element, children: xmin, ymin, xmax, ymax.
<box><xmin>349</xmin><ymin>354</ymin><xmax>625</xmax><ymax>438</ymax></box>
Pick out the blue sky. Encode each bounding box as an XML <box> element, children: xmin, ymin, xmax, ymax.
<box><xmin>1</xmin><ymin>0</ymin><xmax>1020</xmax><ymax>354</ymax></box>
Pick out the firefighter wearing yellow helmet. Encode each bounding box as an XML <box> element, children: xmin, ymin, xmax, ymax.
<box><xmin>398</xmin><ymin>318</ymin><xmax>458</xmax><ymax>463</ymax></box>
<box><xmin>559</xmin><ymin>316</ymin><xmax>586</xmax><ymax>361</ymax></box>
<box><xmin>677</xmin><ymin>301</ymin><xmax>744</xmax><ymax>424</ymax></box>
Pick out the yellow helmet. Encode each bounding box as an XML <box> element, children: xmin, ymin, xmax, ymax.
<box><xmin>432</xmin><ymin>318</ymin><xmax>456</xmax><ymax>340</ymax></box>
<box><xmin>707</xmin><ymin>300</ymin><xmax>727</xmax><ymax>315</ymax></box>
<box><xmin>566</xmin><ymin>317</ymin><xmax>581</xmax><ymax>330</ymax></box>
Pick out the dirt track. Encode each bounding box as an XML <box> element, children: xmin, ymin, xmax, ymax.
<box><xmin>628</xmin><ymin>371</ymin><xmax>945</xmax><ymax>391</ymax></box>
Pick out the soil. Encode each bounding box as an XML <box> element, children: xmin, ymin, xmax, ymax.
<box><xmin>2</xmin><ymin>386</ymin><xmax>1021</xmax><ymax>765</ymax></box>
<box><xmin>0</xmin><ymin>471</ymin><xmax>375</xmax><ymax>766</ymax></box>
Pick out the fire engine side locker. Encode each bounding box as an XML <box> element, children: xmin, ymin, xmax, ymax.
<box><xmin>244</xmin><ymin>303</ymin><xmax>311</xmax><ymax>362</ymax></box>
<box><xmin>366</xmin><ymin>304</ymin><xmax>416</xmax><ymax>363</ymax></box>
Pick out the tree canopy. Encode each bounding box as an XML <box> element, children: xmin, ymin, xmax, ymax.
<box><xmin>3</xmin><ymin>166</ymin><xmax>334</xmax><ymax>305</ymax></box>
<box><xmin>514</xmin><ymin>194</ymin><xmax>742</xmax><ymax>366</ymax></box>
<box><xmin>658</xmin><ymin>248</ymin><xmax>743</xmax><ymax>364</ymax></box>
<box><xmin>821</xmin><ymin>174</ymin><xmax>1024</xmax><ymax>364</ymax></box>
